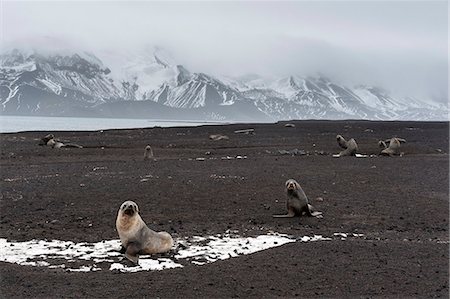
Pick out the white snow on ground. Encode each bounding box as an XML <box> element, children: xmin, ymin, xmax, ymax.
<box><xmin>175</xmin><ymin>233</ymin><xmax>297</xmax><ymax>265</ymax></box>
<box><xmin>0</xmin><ymin>232</ymin><xmax>363</xmax><ymax>273</ymax></box>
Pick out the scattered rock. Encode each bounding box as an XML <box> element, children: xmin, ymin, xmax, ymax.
<box><xmin>284</xmin><ymin>123</ymin><xmax>295</xmax><ymax>128</ymax></box>
<box><xmin>315</xmin><ymin>197</ymin><xmax>324</xmax><ymax>202</ymax></box>
<box><xmin>314</xmin><ymin>150</ymin><xmax>328</xmax><ymax>156</ymax></box>
<box><xmin>277</xmin><ymin>149</ymin><xmax>306</xmax><ymax>156</ymax></box>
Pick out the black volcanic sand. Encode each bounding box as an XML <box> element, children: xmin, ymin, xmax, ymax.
<box><xmin>0</xmin><ymin>120</ymin><xmax>448</xmax><ymax>298</ymax></box>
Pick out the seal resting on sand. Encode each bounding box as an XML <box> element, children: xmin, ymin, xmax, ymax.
<box><xmin>379</xmin><ymin>137</ymin><xmax>406</xmax><ymax>156</ymax></box>
<box><xmin>39</xmin><ymin>134</ymin><xmax>55</xmax><ymax>146</ymax></box>
<box><xmin>116</xmin><ymin>201</ymin><xmax>174</xmax><ymax>265</ymax></box>
<box><xmin>335</xmin><ymin>135</ymin><xmax>358</xmax><ymax>157</ymax></box>
<box><xmin>273</xmin><ymin>179</ymin><xmax>322</xmax><ymax>218</ymax></box>
<box><xmin>39</xmin><ymin>134</ymin><xmax>82</xmax><ymax>148</ymax></box>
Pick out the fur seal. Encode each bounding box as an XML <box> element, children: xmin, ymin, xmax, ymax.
<box><xmin>273</xmin><ymin>179</ymin><xmax>322</xmax><ymax>218</ymax></box>
<box><xmin>39</xmin><ymin>134</ymin><xmax>55</xmax><ymax>146</ymax></box>
<box><xmin>39</xmin><ymin>134</ymin><xmax>82</xmax><ymax>148</ymax></box>
<box><xmin>209</xmin><ymin>134</ymin><xmax>229</xmax><ymax>141</ymax></box>
<box><xmin>336</xmin><ymin>135</ymin><xmax>358</xmax><ymax>157</ymax></box>
<box><xmin>116</xmin><ymin>200</ymin><xmax>174</xmax><ymax>264</ymax></box>
<box><xmin>379</xmin><ymin>137</ymin><xmax>406</xmax><ymax>156</ymax></box>
<box><xmin>144</xmin><ymin>145</ymin><xmax>154</xmax><ymax>160</ymax></box>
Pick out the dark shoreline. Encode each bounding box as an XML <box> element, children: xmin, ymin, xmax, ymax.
<box><xmin>1</xmin><ymin>115</ymin><xmax>448</xmax><ymax>135</ymax></box>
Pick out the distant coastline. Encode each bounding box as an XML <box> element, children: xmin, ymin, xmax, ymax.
<box><xmin>0</xmin><ymin>115</ymin><xmax>232</xmax><ymax>133</ymax></box>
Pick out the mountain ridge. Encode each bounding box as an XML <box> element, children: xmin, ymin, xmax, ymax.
<box><xmin>0</xmin><ymin>48</ymin><xmax>447</xmax><ymax>121</ymax></box>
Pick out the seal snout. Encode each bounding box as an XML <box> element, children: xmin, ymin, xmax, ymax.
<box><xmin>285</xmin><ymin>179</ymin><xmax>298</xmax><ymax>191</ymax></box>
<box><xmin>120</xmin><ymin>200</ymin><xmax>139</xmax><ymax>216</ymax></box>
<box><xmin>124</xmin><ymin>207</ymin><xmax>135</xmax><ymax>216</ymax></box>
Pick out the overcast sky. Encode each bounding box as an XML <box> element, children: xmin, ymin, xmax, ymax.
<box><xmin>1</xmin><ymin>1</ymin><xmax>448</xmax><ymax>102</ymax></box>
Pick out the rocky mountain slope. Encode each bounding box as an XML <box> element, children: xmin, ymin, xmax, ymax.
<box><xmin>0</xmin><ymin>48</ymin><xmax>447</xmax><ymax>121</ymax></box>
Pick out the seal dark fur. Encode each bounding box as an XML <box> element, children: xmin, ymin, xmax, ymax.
<box><xmin>273</xmin><ymin>179</ymin><xmax>322</xmax><ymax>218</ymax></box>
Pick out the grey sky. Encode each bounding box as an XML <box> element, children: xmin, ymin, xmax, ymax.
<box><xmin>1</xmin><ymin>1</ymin><xmax>448</xmax><ymax>101</ymax></box>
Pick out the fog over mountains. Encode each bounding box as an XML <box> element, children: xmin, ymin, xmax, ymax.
<box><xmin>0</xmin><ymin>47</ymin><xmax>447</xmax><ymax>121</ymax></box>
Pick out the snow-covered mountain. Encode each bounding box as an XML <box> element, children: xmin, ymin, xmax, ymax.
<box><xmin>0</xmin><ymin>48</ymin><xmax>447</xmax><ymax>121</ymax></box>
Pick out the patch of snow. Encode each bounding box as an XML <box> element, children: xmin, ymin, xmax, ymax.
<box><xmin>297</xmin><ymin>235</ymin><xmax>332</xmax><ymax>242</ymax></box>
<box><xmin>0</xmin><ymin>232</ymin><xmax>365</xmax><ymax>273</ymax></box>
<box><xmin>175</xmin><ymin>233</ymin><xmax>295</xmax><ymax>265</ymax></box>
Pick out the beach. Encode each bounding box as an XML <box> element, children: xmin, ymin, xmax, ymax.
<box><xmin>0</xmin><ymin>120</ymin><xmax>448</xmax><ymax>298</ymax></box>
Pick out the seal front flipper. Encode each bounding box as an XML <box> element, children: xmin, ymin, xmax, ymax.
<box><xmin>125</xmin><ymin>242</ymin><xmax>141</xmax><ymax>265</ymax></box>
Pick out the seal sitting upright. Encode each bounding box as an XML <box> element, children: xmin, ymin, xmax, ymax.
<box><xmin>143</xmin><ymin>145</ymin><xmax>154</xmax><ymax>160</ymax></box>
<box><xmin>273</xmin><ymin>179</ymin><xmax>322</xmax><ymax>218</ymax></box>
<box><xmin>116</xmin><ymin>200</ymin><xmax>174</xmax><ymax>265</ymax></box>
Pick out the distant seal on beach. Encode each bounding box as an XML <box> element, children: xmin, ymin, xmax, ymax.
<box><xmin>39</xmin><ymin>134</ymin><xmax>55</xmax><ymax>146</ymax></box>
<box><xmin>273</xmin><ymin>179</ymin><xmax>322</xmax><ymax>218</ymax></box>
<box><xmin>336</xmin><ymin>135</ymin><xmax>358</xmax><ymax>157</ymax></box>
<box><xmin>116</xmin><ymin>200</ymin><xmax>174</xmax><ymax>264</ymax></box>
<box><xmin>379</xmin><ymin>137</ymin><xmax>406</xmax><ymax>156</ymax></box>
<box><xmin>143</xmin><ymin>145</ymin><xmax>154</xmax><ymax>160</ymax></box>
<box><xmin>39</xmin><ymin>134</ymin><xmax>82</xmax><ymax>149</ymax></box>
<box><xmin>209</xmin><ymin>134</ymin><xmax>229</xmax><ymax>141</ymax></box>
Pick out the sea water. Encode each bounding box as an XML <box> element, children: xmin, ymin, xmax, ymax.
<box><xmin>0</xmin><ymin>115</ymin><xmax>226</xmax><ymax>133</ymax></box>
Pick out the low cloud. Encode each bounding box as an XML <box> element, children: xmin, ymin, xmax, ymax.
<box><xmin>2</xmin><ymin>1</ymin><xmax>447</xmax><ymax>103</ymax></box>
